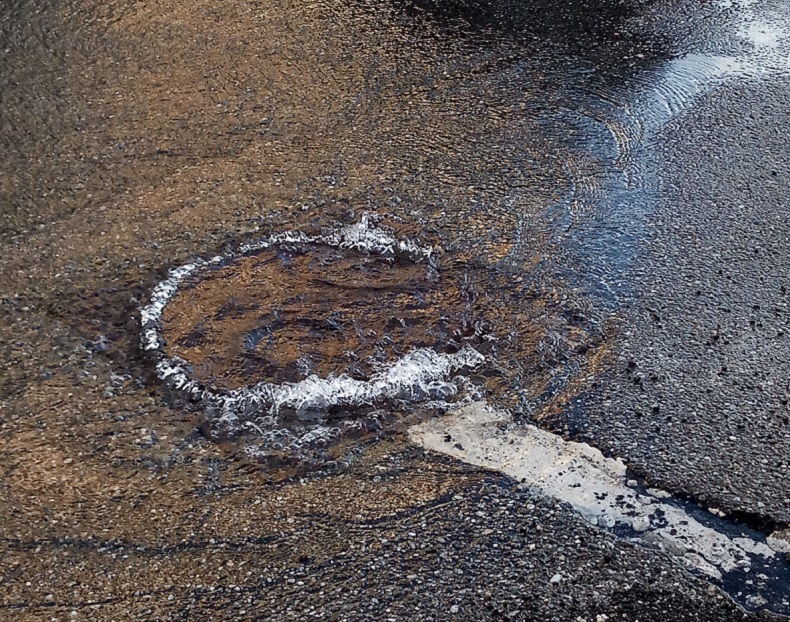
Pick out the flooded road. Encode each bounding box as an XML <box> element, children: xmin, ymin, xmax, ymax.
<box><xmin>2</xmin><ymin>0</ymin><xmax>790</xmax><ymax>618</ymax></box>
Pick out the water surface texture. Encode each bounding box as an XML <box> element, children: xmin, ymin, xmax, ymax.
<box><xmin>138</xmin><ymin>0</ymin><xmax>790</xmax><ymax>448</ymax></box>
<box><xmin>130</xmin><ymin>0</ymin><xmax>790</xmax><ymax>612</ymax></box>
<box><xmin>3</xmin><ymin>0</ymin><xmax>790</xmax><ymax>617</ymax></box>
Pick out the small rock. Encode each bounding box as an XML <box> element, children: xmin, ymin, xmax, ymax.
<box><xmin>767</xmin><ymin>530</ymin><xmax>790</xmax><ymax>553</ymax></box>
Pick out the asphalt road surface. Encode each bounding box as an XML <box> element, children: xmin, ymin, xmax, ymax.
<box><xmin>1</xmin><ymin>0</ymin><xmax>789</xmax><ymax>619</ymax></box>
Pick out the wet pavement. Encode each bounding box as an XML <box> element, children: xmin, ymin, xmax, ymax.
<box><xmin>1</xmin><ymin>0</ymin><xmax>790</xmax><ymax>619</ymax></box>
<box><xmin>561</xmin><ymin>76</ymin><xmax>790</xmax><ymax>535</ymax></box>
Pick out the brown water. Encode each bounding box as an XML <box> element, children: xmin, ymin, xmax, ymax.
<box><xmin>6</xmin><ymin>0</ymin><xmax>790</xmax><ymax>617</ymax></box>
<box><xmin>9</xmin><ymin>0</ymin><xmax>739</xmax><ymax>474</ymax></box>
<box><xmin>1</xmin><ymin>0</ymin><xmax>640</xmax><ymax>458</ymax></box>
<box><xmin>163</xmin><ymin>246</ymin><xmax>466</xmax><ymax>388</ymax></box>
<box><xmin>155</xmin><ymin>212</ymin><xmax>606</xmax><ymax>407</ymax></box>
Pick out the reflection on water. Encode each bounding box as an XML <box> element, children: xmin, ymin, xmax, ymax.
<box><xmin>127</xmin><ymin>0</ymin><xmax>790</xmax><ymax>462</ymax></box>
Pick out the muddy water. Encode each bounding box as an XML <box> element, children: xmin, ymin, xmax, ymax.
<box><xmin>1</xmin><ymin>0</ymin><xmax>619</xmax><ymax>399</ymax></box>
<box><xmin>162</xmin><ymin>246</ymin><xmax>458</xmax><ymax>388</ymax></box>
<box><xmin>131</xmin><ymin>0</ymin><xmax>790</xmax><ymax>613</ymax></box>
<box><xmin>152</xmin><ymin>217</ymin><xmax>567</xmax><ymax>464</ymax></box>
<box><xmin>0</xmin><ymin>0</ymin><xmax>651</xmax><ymax>489</ymax></box>
<box><xmin>131</xmin><ymin>1</ymin><xmax>772</xmax><ymax>458</ymax></box>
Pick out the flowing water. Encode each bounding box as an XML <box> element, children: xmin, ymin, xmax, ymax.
<box><xmin>147</xmin><ymin>0</ymin><xmax>790</xmax><ymax>459</ymax></box>
<box><xmin>4</xmin><ymin>0</ymin><xmax>790</xmax><ymax>614</ymax></box>
<box><xmin>0</xmin><ymin>0</ymin><xmax>790</xmax><ymax>613</ymax></box>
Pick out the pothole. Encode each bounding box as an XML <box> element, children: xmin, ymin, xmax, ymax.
<box><xmin>141</xmin><ymin>212</ymin><xmax>605</xmax><ymax>471</ymax></box>
<box><xmin>162</xmin><ymin>237</ymin><xmax>473</xmax><ymax>390</ymax></box>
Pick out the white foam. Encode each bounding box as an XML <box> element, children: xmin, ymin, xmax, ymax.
<box><xmin>140</xmin><ymin>216</ymin><xmax>478</xmax><ymax>438</ymax></box>
<box><xmin>327</xmin><ymin>213</ymin><xmax>437</xmax><ymax>261</ymax></box>
<box><xmin>213</xmin><ymin>345</ymin><xmax>483</xmax><ymax>424</ymax></box>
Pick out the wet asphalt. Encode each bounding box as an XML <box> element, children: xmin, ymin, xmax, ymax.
<box><xmin>2</xmin><ymin>0</ymin><xmax>790</xmax><ymax>619</ymax></box>
<box><xmin>564</xmin><ymin>76</ymin><xmax>790</xmax><ymax>526</ymax></box>
<box><xmin>185</xmin><ymin>471</ymin><xmax>763</xmax><ymax>622</ymax></box>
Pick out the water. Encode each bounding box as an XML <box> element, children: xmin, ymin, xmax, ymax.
<box><xmin>143</xmin><ymin>217</ymin><xmax>487</xmax><ymax>461</ymax></box>
<box><xmin>553</xmin><ymin>0</ymin><xmax>790</xmax><ymax>306</ymax></box>
<box><xmin>127</xmin><ymin>0</ymin><xmax>789</xmax><ymax>470</ymax></box>
<box><xmin>121</xmin><ymin>0</ymin><xmax>790</xmax><ymax>612</ymax></box>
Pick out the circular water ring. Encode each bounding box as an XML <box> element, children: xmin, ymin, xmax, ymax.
<box><xmin>140</xmin><ymin>214</ymin><xmax>485</xmax><ymax>452</ymax></box>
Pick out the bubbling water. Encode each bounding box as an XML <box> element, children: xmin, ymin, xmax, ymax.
<box><xmin>141</xmin><ymin>215</ymin><xmax>490</xmax><ymax>465</ymax></box>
